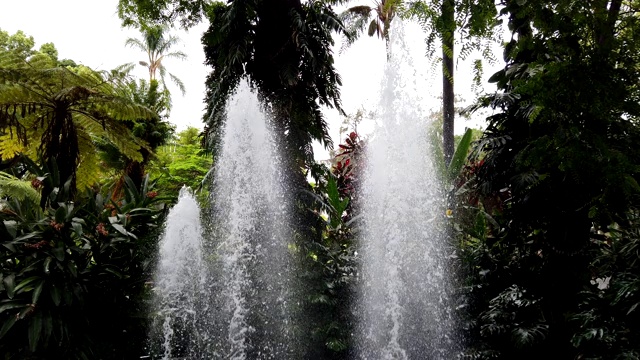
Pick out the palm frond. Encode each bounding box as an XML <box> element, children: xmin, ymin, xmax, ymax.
<box><xmin>124</xmin><ymin>38</ymin><xmax>149</xmax><ymax>55</ymax></box>
<box><xmin>168</xmin><ymin>71</ymin><xmax>186</xmax><ymax>95</ymax></box>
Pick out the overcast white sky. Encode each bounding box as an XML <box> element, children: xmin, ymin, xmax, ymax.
<box><xmin>0</xmin><ymin>0</ymin><xmax>503</xmax><ymax>159</ymax></box>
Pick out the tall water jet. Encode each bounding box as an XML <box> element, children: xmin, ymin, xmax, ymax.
<box><xmin>207</xmin><ymin>81</ymin><xmax>294</xmax><ymax>359</ymax></box>
<box><xmin>357</xmin><ymin>22</ymin><xmax>457</xmax><ymax>359</ymax></box>
<box><xmin>150</xmin><ymin>187</ymin><xmax>207</xmax><ymax>359</ymax></box>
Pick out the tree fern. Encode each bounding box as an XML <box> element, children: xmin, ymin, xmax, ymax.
<box><xmin>0</xmin><ymin>50</ymin><xmax>157</xmax><ymax>198</ymax></box>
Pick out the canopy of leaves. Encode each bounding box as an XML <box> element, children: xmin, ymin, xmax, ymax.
<box><xmin>461</xmin><ymin>1</ymin><xmax>640</xmax><ymax>358</ymax></box>
<box><xmin>117</xmin><ymin>0</ymin><xmax>210</xmax><ymax>28</ymax></box>
<box><xmin>406</xmin><ymin>0</ymin><xmax>500</xmax><ymax>62</ymax></box>
<box><xmin>0</xmin><ymin>36</ymin><xmax>157</xmax><ymax>201</ymax></box>
<box><xmin>202</xmin><ymin>0</ymin><xmax>346</xmax><ymax>166</ymax></box>
<box><xmin>148</xmin><ymin>127</ymin><xmax>210</xmax><ymax>198</ymax></box>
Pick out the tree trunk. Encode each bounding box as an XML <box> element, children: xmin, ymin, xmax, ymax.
<box><xmin>41</xmin><ymin>107</ymin><xmax>78</xmax><ymax>207</ymax></box>
<box><xmin>442</xmin><ymin>0</ymin><xmax>455</xmax><ymax>164</ymax></box>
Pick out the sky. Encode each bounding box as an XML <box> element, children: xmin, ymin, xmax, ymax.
<box><xmin>0</xmin><ymin>0</ymin><xmax>209</xmax><ymax>131</ymax></box>
<box><xmin>0</xmin><ymin>0</ymin><xmax>504</xmax><ymax>160</ymax></box>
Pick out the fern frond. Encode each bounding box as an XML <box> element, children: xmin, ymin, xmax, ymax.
<box><xmin>0</xmin><ymin>130</ymin><xmax>27</xmax><ymax>159</ymax></box>
<box><xmin>0</xmin><ymin>171</ymin><xmax>40</xmax><ymax>203</ymax></box>
<box><xmin>75</xmin><ymin>133</ymin><xmax>103</xmax><ymax>191</ymax></box>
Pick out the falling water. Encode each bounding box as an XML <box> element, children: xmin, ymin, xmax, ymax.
<box><xmin>357</xmin><ymin>22</ymin><xmax>457</xmax><ymax>359</ymax></box>
<box><xmin>150</xmin><ymin>187</ymin><xmax>207</xmax><ymax>359</ymax></box>
<box><xmin>207</xmin><ymin>81</ymin><xmax>294</xmax><ymax>359</ymax></box>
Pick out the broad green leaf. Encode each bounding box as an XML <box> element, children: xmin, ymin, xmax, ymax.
<box><xmin>67</xmin><ymin>262</ymin><xmax>77</xmax><ymax>278</ymax></box>
<box><xmin>49</xmin><ymin>285</ymin><xmax>61</xmax><ymax>306</ymax></box>
<box><xmin>111</xmin><ymin>223</ymin><xmax>128</xmax><ymax>236</ymax></box>
<box><xmin>95</xmin><ymin>193</ymin><xmax>104</xmax><ymax>209</ymax></box>
<box><xmin>3</xmin><ymin>243</ymin><xmax>17</xmax><ymax>253</ymax></box>
<box><xmin>31</xmin><ymin>280</ymin><xmax>44</xmax><ymax>303</ymax></box>
<box><xmin>3</xmin><ymin>274</ymin><xmax>15</xmax><ymax>299</ymax></box>
<box><xmin>43</xmin><ymin>312</ymin><xmax>53</xmax><ymax>345</ymax></box>
<box><xmin>2</xmin><ymin>220</ymin><xmax>17</xmax><ymax>238</ymax></box>
<box><xmin>104</xmin><ymin>267</ymin><xmax>123</xmax><ymax>279</ymax></box>
<box><xmin>124</xmin><ymin>176</ymin><xmax>140</xmax><ymax>202</ymax></box>
<box><xmin>72</xmin><ymin>221</ymin><xmax>83</xmax><ymax>237</ymax></box>
<box><xmin>339</xmin><ymin>198</ymin><xmax>350</xmax><ymax>214</ymax></box>
<box><xmin>326</xmin><ymin>176</ymin><xmax>340</xmax><ymax>207</ymax></box>
<box><xmin>14</xmin><ymin>276</ymin><xmax>40</xmax><ymax>294</ymax></box>
<box><xmin>62</xmin><ymin>285</ymin><xmax>72</xmax><ymax>304</ymax></box>
<box><xmin>0</xmin><ymin>313</ymin><xmax>17</xmax><ymax>339</ymax></box>
<box><xmin>51</xmin><ymin>247</ymin><xmax>65</xmax><ymax>261</ymax></box>
<box><xmin>448</xmin><ymin>128</ymin><xmax>473</xmax><ymax>182</ymax></box>
<box><xmin>43</xmin><ymin>257</ymin><xmax>52</xmax><ymax>274</ymax></box>
<box><xmin>0</xmin><ymin>300</ymin><xmax>24</xmax><ymax>315</ymax></box>
<box><xmin>28</xmin><ymin>310</ymin><xmax>42</xmax><ymax>352</ymax></box>
<box><xmin>15</xmin><ymin>232</ymin><xmax>39</xmax><ymax>242</ymax></box>
<box><xmin>472</xmin><ymin>211</ymin><xmax>487</xmax><ymax>241</ymax></box>
<box><xmin>54</xmin><ymin>206</ymin><xmax>66</xmax><ymax>224</ymax></box>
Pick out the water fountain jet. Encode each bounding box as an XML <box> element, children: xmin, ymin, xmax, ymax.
<box><xmin>356</xmin><ymin>21</ymin><xmax>458</xmax><ymax>359</ymax></box>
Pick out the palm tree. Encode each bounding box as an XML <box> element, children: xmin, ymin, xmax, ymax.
<box><xmin>0</xmin><ymin>51</ymin><xmax>156</xmax><ymax>203</ymax></box>
<box><xmin>125</xmin><ymin>25</ymin><xmax>187</xmax><ymax>95</ymax></box>
<box><xmin>339</xmin><ymin>0</ymin><xmax>399</xmax><ymax>53</ymax></box>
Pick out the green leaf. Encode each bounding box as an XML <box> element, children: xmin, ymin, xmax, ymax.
<box><xmin>14</xmin><ymin>276</ymin><xmax>40</xmax><ymax>294</ymax></box>
<box><xmin>0</xmin><ymin>300</ymin><xmax>24</xmax><ymax>315</ymax></box>
<box><xmin>488</xmin><ymin>69</ymin><xmax>505</xmax><ymax>84</ymax></box>
<box><xmin>3</xmin><ymin>274</ymin><xmax>15</xmax><ymax>299</ymax></box>
<box><xmin>0</xmin><ymin>313</ymin><xmax>17</xmax><ymax>339</ymax></box>
<box><xmin>339</xmin><ymin>198</ymin><xmax>350</xmax><ymax>214</ymax></box>
<box><xmin>72</xmin><ymin>222</ymin><xmax>83</xmax><ymax>237</ymax></box>
<box><xmin>326</xmin><ymin>176</ymin><xmax>340</xmax><ymax>207</ymax></box>
<box><xmin>448</xmin><ymin>128</ymin><xmax>473</xmax><ymax>182</ymax></box>
<box><xmin>51</xmin><ymin>247</ymin><xmax>65</xmax><ymax>261</ymax></box>
<box><xmin>15</xmin><ymin>232</ymin><xmax>40</xmax><ymax>242</ymax></box>
<box><xmin>62</xmin><ymin>285</ymin><xmax>72</xmax><ymax>305</ymax></box>
<box><xmin>31</xmin><ymin>281</ymin><xmax>44</xmax><ymax>303</ymax></box>
<box><xmin>28</xmin><ymin>310</ymin><xmax>42</xmax><ymax>352</ymax></box>
<box><xmin>67</xmin><ymin>262</ymin><xmax>77</xmax><ymax>278</ymax></box>
<box><xmin>472</xmin><ymin>211</ymin><xmax>487</xmax><ymax>240</ymax></box>
<box><xmin>49</xmin><ymin>285</ymin><xmax>61</xmax><ymax>306</ymax></box>
<box><xmin>43</xmin><ymin>257</ymin><xmax>52</xmax><ymax>274</ymax></box>
<box><xmin>43</xmin><ymin>312</ymin><xmax>52</xmax><ymax>345</ymax></box>
<box><xmin>2</xmin><ymin>220</ymin><xmax>17</xmax><ymax>238</ymax></box>
<box><xmin>124</xmin><ymin>176</ymin><xmax>140</xmax><ymax>202</ymax></box>
<box><xmin>111</xmin><ymin>223</ymin><xmax>128</xmax><ymax>236</ymax></box>
<box><xmin>3</xmin><ymin>243</ymin><xmax>17</xmax><ymax>253</ymax></box>
<box><xmin>54</xmin><ymin>206</ymin><xmax>66</xmax><ymax>224</ymax></box>
<box><xmin>103</xmin><ymin>267</ymin><xmax>123</xmax><ymax>279</ymax></box>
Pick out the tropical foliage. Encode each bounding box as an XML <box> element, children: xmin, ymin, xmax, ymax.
<box><xmin>407</xmin><ymin>0</ymin><xmax>499</xmax><ymax>162</ymax></box>
<box><xmin>117</xmin><ymin>0</ymin><xmax>210</xmax><ymax>28</ymax></box>
<box><xmin>148</xmin><ymin>126</ymin><xmax>211</xmax><ymax>198</ymax></box>
<box><xmin>3</xmin><ymin>0</ymin><xmax>640</xmax><ymax>359</ymax></box>
<box><xmin>0</xmin><ymin>42</ymin><xmax>156</xmax><ymax>202</ymax></box>
<box><xmin>0</xmin><ymin>29</ymin><xmax>172</xmax><ymax>359</ymax></box>
<box><xmin>336</xmin><ymin>0</ymin><xmax>400</xmax><ymax>52</ymax></box>
<box><xmin>0</xmin><ymin>158</ymin><xmax>168</xmax><ymax>359</ymax></box>
<box><xmin>202</xmin><ymin>0</ymin><xmax>346</xmax><ymax>167</ymax></box>
<box><xmin>459</xmin><ymin>1</ymin><xmax>640</xmax><ymax>358</ymax></box>
<box><xmin>125</xmin><ymin>24</ymin><xmax>187</xmax><ymax>96</ymax></box>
